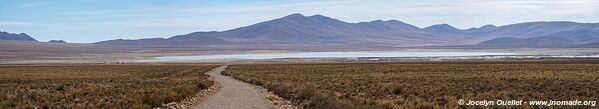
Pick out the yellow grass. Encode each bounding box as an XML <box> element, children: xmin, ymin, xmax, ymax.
<box><xmin>0</xmin><ymin>64</ymin><xmax>216</xmax><ymax>108</ymax></box>
<box><xmin>224</xmin><ymin>61</ymin><xmax>599</xmax><ymax>109</ymax></box>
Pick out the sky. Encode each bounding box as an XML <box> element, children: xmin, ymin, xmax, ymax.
<box><xmin>1</xmin><ymin>0</ymin><xmax>599</xmax><ymax>43</ymax></box>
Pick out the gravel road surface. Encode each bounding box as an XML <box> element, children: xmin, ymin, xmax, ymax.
<box><xmin>191</xmin><ymin>66</ymin><xmax>275</xmax><ymax>109</ymax></box>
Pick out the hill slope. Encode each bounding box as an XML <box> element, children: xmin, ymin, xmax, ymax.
<box><xmin>423</xmin><ymin>24</ymin><xmax>463</xmax><ymax>35</ymax></box>
<box><xmin>0</xmin><ymin>31</ymin><xmax>37</xmax><ymax>41</ymax></box>
<box><xmin>467</xmin><ymin>21</ymin><xmax>599</xmax><ymax>44</ymax></box>
<box><xmin>96</xmin><ymin>14</ymin><xmax>599</xmax><ymax>47</ymax></box>
<box><xmin>478</xmin><ymin>27</ymin><xmax>599</xmax><ymax>47</ymax></box>
<box><xmin>96</xmin><ymin>14</ymin><xmax>455</xmax><ymax>46</ymax></box>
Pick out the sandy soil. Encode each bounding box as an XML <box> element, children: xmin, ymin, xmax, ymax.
<box><xmin>191</xmin><ymin>66</ymin><xmax>275</xmax><ymax>109</ymax></box>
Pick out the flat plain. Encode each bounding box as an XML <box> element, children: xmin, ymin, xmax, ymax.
<box><xmin>0</xmin><ymin>64</ymin><xmax>216</xmax><ymax>108</ymax></box>
<box><xmin>224</xmin><ymin>60</ymin><xmax>599</xmax><ymax>109</ymax></box>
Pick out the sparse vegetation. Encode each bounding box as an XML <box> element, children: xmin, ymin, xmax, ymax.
<box><xmin>0</xmin><ymin>64</ymin><xmax>216</xmax><ymax>108</ymax></box>
<box><xmin>224</xmin><ymin>61</ymin><xmax>599</xmax><ymax>109</ymax></box>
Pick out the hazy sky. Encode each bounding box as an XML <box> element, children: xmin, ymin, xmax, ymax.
<box><xmin>2</xmin><ymin>0</ymin><xmax>599</xmax><ymax>43</ymax></box>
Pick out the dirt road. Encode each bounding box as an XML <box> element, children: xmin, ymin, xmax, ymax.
<box><xmin>192</xmin><ymin>66</ymin><xmax>274</xmax><ymax>109</ymax></box>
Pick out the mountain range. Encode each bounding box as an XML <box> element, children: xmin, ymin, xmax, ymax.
<box><xmin>96</xmin><ymin>14</ymin><xmax>599</xmax><ymax>47</ymax></box>
<box><xmin>96</xmin><ymin>14</ymin><xmax>451</xmax><ymax>46</ymax></box>
<box><xmin>5</xmin><ymin>13</ymin><xmax>598</xmax><ymax>47</ymax></box>
<box><xmin>476</xmin><ymin>22</ymin><xmax>599</xmax><ymax>47</ymax></box>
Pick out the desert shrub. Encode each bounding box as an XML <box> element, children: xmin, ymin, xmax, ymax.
<box><xmin>226</xmin><ymin>61</ymin><xmax>599</xmax><ymax>109</ymax></box>
<box><xmin>0</xmin><ymin>64</ymin><xmax>216</xmax><ymax>108</ymax></box>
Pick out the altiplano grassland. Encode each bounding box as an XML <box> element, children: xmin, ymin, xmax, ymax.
<box><xmin>0</xmin><ymin>64</ymin><xmax>216</xmax><ymax>108</ymax></box>
<box><xmin>224</xmin><ymin>61</ymin><xmax>599</xmax><ymax>109</ymax></box>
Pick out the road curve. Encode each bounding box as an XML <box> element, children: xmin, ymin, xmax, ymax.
<box><xmin>192</xmin><ymin>66</ymin><xmax>275</xmax><ymax>109</ymax></box>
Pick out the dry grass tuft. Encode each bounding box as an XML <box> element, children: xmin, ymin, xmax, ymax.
<box><xmin>224</xmin><ymin>62</ymin><xmax>599</xmax><ymax>109</ymax></box>
<box><xmin>0</xmin><ymin>64</ymin><xmax>216</xmax><ymax>108</ymax></box>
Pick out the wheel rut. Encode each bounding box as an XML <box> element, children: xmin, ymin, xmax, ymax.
<box><xmin>191</xmin><ymin>66</ymin><xmax>275</xmax><ymax>109</ymax></box>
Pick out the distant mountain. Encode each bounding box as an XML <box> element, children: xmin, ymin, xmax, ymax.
<box><xmin>422</xmin><ymin>24</ymin><xmax>497</xmax><ymax>36</ymax></box>
<box><xmin>423</xmin><ymin>24</ymin><xmax>463</xmax><ymax>35</ymax></box>
<box><xmin>0</xmin><ymin>31</ymin><xmax>37</xmax><ymax>41</ymax></box>
<box><xmin>479</xmin><ymin>29</ymin><xmax>599</xmax><ymax>46</ymax></box>
<box><xmin>464</xmin><ymin>24</ymin><xmax>496</xmax><ymax>33</ymax></box>
<box><xmin>467</xmin><ymin>21</ymin><xmax>599</xmax><ymax>44</ymax></box>
<box><xmin>48</xmin><ymin>40</ymin><xmax>67</xmax><ymax>43</ymax></box>
<box><xmin>96</xmin><ymin>13</ymin><xmax>599</xmax><ymax>48</ymax></box>
<box><xmin>97</xmin><ymin>13</ymin><xmax>455</xmax><ymax>46</ymax></box>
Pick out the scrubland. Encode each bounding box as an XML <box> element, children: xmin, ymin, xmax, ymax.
<box><xmin>0</xmin><ymin>64</ymin><xmax>216</xmax><ymax>108</ymax></box>
<box><xmin>224</xmin><ymin>61</ymin><xmax>599</xmax><ymax>109</ymax></box>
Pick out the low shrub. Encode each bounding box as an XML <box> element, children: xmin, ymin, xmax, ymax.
<box><xmin>0</xmin><ymin>65</ymin><xmax>216</xmax><ymax>108</ymax></box>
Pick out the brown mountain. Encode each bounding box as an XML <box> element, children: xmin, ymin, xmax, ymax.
<box><xmin>96</xmin><ymin>14</ymin><xmax>599</xmax><ymax>48</ymax></box>
<box><xmin>466</xmin><ymin>21</ymin><xmax>599</xmax><ymax>44</ymax></box>
<box><xmin>96</xmin><ymin>14</ymin><xmax>455</xmax><ymax>46</ymax></box>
